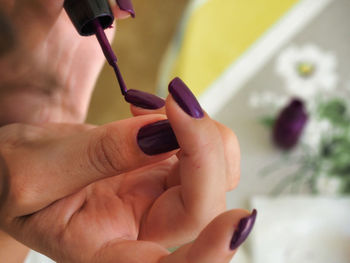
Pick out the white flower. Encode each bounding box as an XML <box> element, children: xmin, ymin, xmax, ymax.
<box><xmin>249</xmin><ymin>91</ymin><xmax>288</xmax><ymax>109</ymax></box>
<box><xmin>315</xmin><ymin>174</ymin><xmax>342</xmax><ymax>195</ymax></box>
<box><xmin>301</xmin><ymin>118</ymin><xmax>332</xmax><ymax>152</ymax></box>
<box><xmin>275</xmin><ymin>44</ymin><xmax>338</xmax><ymax>99</ymax></box>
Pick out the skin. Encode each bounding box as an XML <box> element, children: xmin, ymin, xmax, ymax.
<box><xmin>0</xmin><ymin>1</ymin><xmax>247</xmax><ymax>262</ymax></box>
<box><xmin>0</xmin><ymin>0</ymin><xmax>126</xmax><ymax>124</ymax></box>
<box><xmin>0</xmin><ymin>99</ymin><xmax>243</xmax><ymax>263</ymax></box>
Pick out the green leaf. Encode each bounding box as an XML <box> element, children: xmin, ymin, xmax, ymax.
<box><xmin>318</xmin><ymin>98</ymin><xmax>349</xmax><ymax>126</ymax></box>
<box><xmin>260</xmin><ymin>116</ymin><xmax>276</xmax><ymax>128</ymax></box>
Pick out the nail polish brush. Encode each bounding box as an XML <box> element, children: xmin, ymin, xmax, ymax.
<box><xmin>91</xmin><ymin>19</ymin><xmax>127</xmax><ymax>95</ymax></box>
<box><xmin>64</xmin><ymin>0</ymin><xmax>166</xmax><ymax>109</ymax></box>
<box><xmin>64</xmin><ymin>0</ymin><xmax>128</xmax><ymax>95</ymax></box>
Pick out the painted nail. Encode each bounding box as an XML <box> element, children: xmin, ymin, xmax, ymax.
<box><xmin>116</xmin><ymin>0</ymin><xmax>135</xmax><ymax>18</ymax></box>
<box><xmin>230</xmin><ymin>209</ymin><xmax>257</xmax><ymax>250</ymax></box>
<box><xmin>125</xmin><ymin>89</ymin><xmax>165</xmax><ymax>109</ymax></box>
<box><xmin>168</xmin><ymin>77</ymin><xmax>204</xmax><ymax>119</ymax></box>
<box><xmin>137</xmin><ymin>120</ymin><xmax>179</xmax><ymax>155</ymax></box>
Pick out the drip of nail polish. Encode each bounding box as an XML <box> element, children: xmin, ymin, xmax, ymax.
<box><xmin>92</xmin><ymin>19</ymin><xmax>127</xmax><ymax>95</ymax></box>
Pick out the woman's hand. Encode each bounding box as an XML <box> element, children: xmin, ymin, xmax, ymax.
<box><xmin>0</xmin><ymin>79</ymin><xmax>251</xmax><ymax>262</ymax></box>
<box><xmin>0</xmin><ymin>0</ymin><xmax>133</xmax><ymax>124</ymax></box>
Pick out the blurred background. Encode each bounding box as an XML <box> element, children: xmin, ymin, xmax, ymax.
<box><xmin>86</xmin><ymin>0</ymin><xmax>350</xmax><ymax>262</ymax></box>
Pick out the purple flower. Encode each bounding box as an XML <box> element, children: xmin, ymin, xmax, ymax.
<box><xmin>273</xmin><ymin>98</ymin><xmax>308</xmax><ymax>150</ymax></box>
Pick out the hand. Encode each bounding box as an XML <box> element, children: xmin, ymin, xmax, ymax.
<box><xmin>0</xmin><ymin>0</ymin><xmax>132</xmax><ymax>124</ymax></box>
<box><xmin>96</xmin><ymin>209</ymin><xmax>256</xmax><ymax>263</ymax></box>
<box><xmin>0</xmin><ymin>79</ymin><xmax>247</xmax><ymax>262</ymax></box>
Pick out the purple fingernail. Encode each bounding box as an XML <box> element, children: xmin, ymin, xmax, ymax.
<box><xmin>116</xmin><ymin>0</ymin><xmax>135</xmax><ymax>18</ymax></box>
<box><xmin>137</xmin><ymin>120</ymin><xmax>179</xmax><ymax>155</ymax></box>
<box><xmin>125</xmin><ymin>89</ymin><xmax>165</xmax><ymax>109</ymax></box>
<box><xmin>230</xmin><ymin>209</ymin><xmax>257</xmax><ymax>250</ymax></box>
<box><xmin>168</xmin><ymin>77</ymin><xmax>204</xmax><ymax>119</ymax></box>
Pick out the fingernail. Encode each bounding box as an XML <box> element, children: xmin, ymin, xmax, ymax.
<box><xmin>137</xmin><ymin>120</ymin><xmax>179</xmax><ymax>155</ymax></box>
<box><xmin>116</xmin><ymin>0</ymin><xmax>135</xmax><ymax>18</ymax></box>
<box><xmin>125</xmin><ymin>89</ymin><xmax>165</xmax><ymax>110</ymax></box>
<box><xmin>168</xmin><ymin>77</ymin><xmax>204</xmax><ymax>119</ymax></box>
<box><xmin>230</xmin><ymin>209</ymin><xmax>257</xmax><ymax>250</ymax></box>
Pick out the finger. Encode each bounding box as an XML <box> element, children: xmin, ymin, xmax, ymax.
<box><xmin>1</xmin><ymin>115</ymin><xmax>179</xmax><ymax>217</ymax></box>
<box><xmin>161</xmin><ymin>209</ymin><xmax>257</xmax><ymax>263</ymax></box>
<box><xmin>213</xmin><ymin>120</ymin><xmax>241</xmax><ymax>191</ymax></box>
<box><xmin>125</xmin><ymin>89</ymin><xmax>166</xmax><ymax>116</ymax></box>
<box><xmin>139</xmin><ymin>78</ymin><xmax>232</xmax><ymax>246</ymax></box>
<box><xmin>110</xmin><ymin>0</ymin><xmax>135</xmax><ymax>19</ymax></box>
<box><xmin>94</xmin><ymin>209</ymin><xmax>256</xmax><ymax>263</ymax></box>
<box><xmin>165</xmin><ymin>122</ymin><xmax>241</xmax><ymax>191</ymax></box>
<box><xmin>96</xmin><ymin>240</ymin><xmax>169</xmax><ymax>263</ymax></box>
<box><xmin>130</xmin><ymin>104</ymin><xmax>166</xmax><ymax>117</ymax></box>
<box><xmin>166</xmin><ymin>78</ymin><xmax>227</xmax><ymax>220</ymax></box>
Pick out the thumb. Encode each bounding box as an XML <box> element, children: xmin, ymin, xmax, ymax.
<box><xmin>4</xmin><ymin>115</ymin><xmax>178</xmax><ymax>217</ymax></box>
<box><xmin>162</xmin><ymin>209</ymin><xmax>257</xmax><ymax>263</ymax></box>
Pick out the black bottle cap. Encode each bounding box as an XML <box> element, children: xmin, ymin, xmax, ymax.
<box><xmin>64</xmin><ymin>0</ymin><xmax>114</xmax><ymax>36</ymax></box>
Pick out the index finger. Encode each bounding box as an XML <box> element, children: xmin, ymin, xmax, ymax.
<box><xmin>166</xmin><ymin>78</ymin><xmax>227</xmax><ymax>219</ymax></box>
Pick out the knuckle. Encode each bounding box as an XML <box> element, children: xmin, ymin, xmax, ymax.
<box><xmin>0</xmin><ymin>123</ymin><xmax>42</xmax><ymax>147</ymax></box>
<box><xmin>226</xmin><ymin>173</ymin><xmax>240</xmax><ymax>191</ymax></box>
<box><xmin>0</xmin><ymin>123</ymin><xmax>23</xmax><ymax>144</ymax></box>
<box><xmin>7</xmin><ymin>176</ymin><xmax>33</xmax><ymax>211</ymax></box>
<box><xmin>222</xmin><ymin>128</ymin><xmax>241</xmax><ymax>189</ymax></box>
<box><xmin>88</xmin><ymin>127</ymin><xmax>128</xmax><ymax>175</ymax></box>
<box><xmin>186</xmin><ymin>199</ymin><xmax>226</xmax><ymax>228</ymax></box>
<box><xmin>0</xmin><ymin>164</ymin><xmax>34</xmax><ymax>219</ymax></box>
<box><xmin>0</xmin><ymin>126</ymin><xmax>32</xmax><ymax>219</ymax></box>
<box><xmin>223</xmin><ymin>128</ymin><xmax>240</xmax><ymax>154</ymax></box>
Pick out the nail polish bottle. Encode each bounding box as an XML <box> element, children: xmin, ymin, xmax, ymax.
<box><xmin>64</xmin><ymin>0</ymin><xmax>114</xmax><ymax>36</ymax></box>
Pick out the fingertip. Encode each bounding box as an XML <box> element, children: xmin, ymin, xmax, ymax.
<box><xmin>230</xmin><ymin>209</ymin><xmax>257</xmax><ymax>250</ymax></box>
<box><xmin>187</xmin><ymin>209</ymin><xmax>256</xmax><ymax>263</ymax></box>
<box><xmin>110</xmin><ymin>0</ymin><xmax>135</xmax><ymax>20</ymax></box>
<box><xmin>167</xmin><ymin>77</ymin><xmax>204</xmax><ymax>119</ymax></box>
<box><xmin>125</xmin><ymin>89</ymin><xmax>166</xmax><ymax>113</ymax></box>
<box><xmin>130</xmin><ymin>104</ymin><xmax>166</xmax><ymax>117</ymax></box>
<box><xmin>113</xmin><ymin>8</ymin><xmax>132</xmax><ymax>19</ymax></box>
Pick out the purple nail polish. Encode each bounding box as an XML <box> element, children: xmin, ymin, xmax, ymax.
<box><xmin>168</xmin><ymin>77</ymin><xmax>204</xmax><ymax>119</ymax></box>
<box><xmin>116</xmin><ymin>0</ymin><xmax>135</xmax><ymax>18</ymax></box>
<box><xmin>92</xmin><ymin>19</ymin><xmax>128</xmax><ymax>95</ymax></box>
<box><xmin>230</xmin><ymin>209</ymin><xmax>257</xmax><ymax>250</ymax></box>
<box><xmin>137</xmin><ymin>120</ymin><xmax>179</xmax><ymax>155</ymax></box>
<box><xmin>125</xmin><ymin>89</ymin><xmax>165</xmax><ymax>109</ymax></box>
